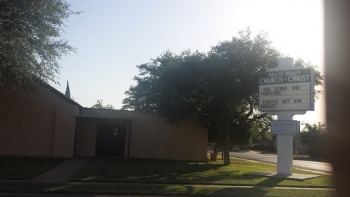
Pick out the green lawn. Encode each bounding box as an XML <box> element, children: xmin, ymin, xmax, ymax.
<box><xmin>0</xmin><ymin>157</ymin><xmax>65</xmax><ymax>180</ymax></box>
<box><xmin>0</xmin><ymin>181</ymin><xmax>335</xmax><ymax>197</ymax></box>
<box><xmin>72</xmin><ymin>157</ymin><xmax>333</xmax><ymax>188</ymax></box>
<box><xmin>0</xmin><ymin>157</ymin><xmax>335</xmax><ymax>196</ymax></box>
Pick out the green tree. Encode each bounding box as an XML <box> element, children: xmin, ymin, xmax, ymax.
<box><xmin>123</xmin><ymin>29</ymin><xmax>322</xmax><ymax>165</ymax></box>
<box><xmin>299</xmin><ymin>122</ymin><xmax>328</xmax><ymax>159</ymax></box>
<box><xmin>300</xmin><ymin>122</ymin><xmax>326</xmax><ymax>147</ymax></box>
<box><xmin>91</xmin><ymin>100</ymin><xmax>114</xmax><ymax>109</ymax></box>
<box><xmin>0</xmin><ymin>0</ymin><xmax>79</xmax><ymax>88</ymax></box>
<box><xmin>250</xmin><ymin>117</ymin><xmax>273</xmax><ymax>147</ymax></box>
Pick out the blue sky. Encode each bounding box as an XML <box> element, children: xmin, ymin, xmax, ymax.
<box><xmin>52</xmin><ymin>0</ymin><xmax>324</xmax><ymax>124</ymax></box>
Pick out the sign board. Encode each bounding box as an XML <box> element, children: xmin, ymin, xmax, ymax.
<box><xmin>258</xmin><ymin>68</ymin><xmax>314</xmax><ymax>111</ymax></box>
<box><xmin>271</xmin><ymin>120</ymin><xmax>300</xmax><ymax>135</ymax></box>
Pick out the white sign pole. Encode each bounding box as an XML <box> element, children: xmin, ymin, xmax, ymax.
<box><xmin>262</xmin><ymin>58</ymin><xmax>309</xmax><ymax>176</ymax></box>
<box><xmin>274</xmin><ymin>112</ymin><xmax>304</xmax><ymax>175</ymax></box>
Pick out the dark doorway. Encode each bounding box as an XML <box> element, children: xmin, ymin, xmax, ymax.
<box><xmin>95</xmin><ymin>124</ymin><xmax>127</xmax><ymax>157</ymax></box>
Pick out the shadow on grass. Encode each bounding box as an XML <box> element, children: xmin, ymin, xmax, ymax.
<box><xmin>72</xmin><ymin>157</ymin><xmax>237</xmax><ymax>184</ymax></box>
<box><xmin>1</xmin><ymin>181</ymin><xmax>262</xmax><ymax>196</ymax></box>
<box><xmin>0</xmin><ymin>157</ymin><xmax>66</xmax><ymax>180</ymax></box>
<box><xmin>254</xmin><ymin>175</ymin><xmax>286</xmax><ymax>187</ymax></box>
<box><xmin>0</xmin><ymin>181</ymin><xmax>335</xmax><ymax>197</ymax></box>
<box><xmin>71</xmin><ymin>157</ymin><xmax>333</xmax><ymax>188</ymax></box>
<box><xmin>161</xmin><ymin>184</ymin><xmax>271</xmax><ymax>197</ymax></box>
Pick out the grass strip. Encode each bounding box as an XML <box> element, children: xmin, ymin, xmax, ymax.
<box><xmin>72</xmin><ymin>157</ymin><xmax>333</xmax><ymax>188</ymax></box>
<box><xmin>0</xmin><ymin>181</ymin><xmax>335</xmax><ymax>197</ymax></box>
<box><xmin>0</xmin><ymin>157</ymin><xmax>65</xmax><ymax>180</ymax></box>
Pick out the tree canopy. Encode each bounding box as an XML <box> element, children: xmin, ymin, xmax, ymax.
<box><xmin>122</xmin><ymin>29</ymin><xmax>323</xmax><ymax>165</ymax></box>
<box><xmin>300</xmin><ymin>122</ymin><xmax>326</xmax><ymax>147</ymax></box>
<box><xmin>0</xmin><ymin>0</ymin><xmax>78</xmax><ymax>88</ymax></box>
<box><xmin>299</xmin><ymin>122</ymin><xmax>327</xmax><ymax>159</ymax></box>
<box><xmin>91</xmin><ymin>100</ymin><xmax>114</xmax><ymax>110</ymax></box>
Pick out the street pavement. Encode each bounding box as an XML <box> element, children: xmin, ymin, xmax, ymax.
<box><xmin>230</xmin><ymin>151</ymin><xmax>333</xmax><ymax>174</ymax></box>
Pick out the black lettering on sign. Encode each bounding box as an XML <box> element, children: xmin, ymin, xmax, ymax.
<box><xmin>292</xmin><ymin>86</ymin><xmax>300</xmax><ymax>90</ymax></box>
<box><xmin>275</xmin><ymin>86</ymin><xmax>287</xmax><ymax>91</ymax></box>
<box><xmin>260</xmin><ymin>91</ymin><xmax>281</xmax><ymax>96</ymax></box>
<box><xmin>282</xmin><ymin>99</ymin><xmax>290</xmax><ymax>104</ymax></box>
<box><xmin>294</xmin><ymin>99</ymin><xmax>302</xmax><ymax>103</ymax></box>
<box><xmin>260</xmin><ymin>104</ymin><xmax>276</xmax><ymax>109</ymax></box>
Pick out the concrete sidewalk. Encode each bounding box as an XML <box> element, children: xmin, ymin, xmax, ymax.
<box><xmin>31</xmin><ymin>158</ymin><xmax>89</xmax><ymax>183</ymax></box>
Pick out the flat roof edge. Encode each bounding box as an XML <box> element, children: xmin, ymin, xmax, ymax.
<box><xmin>77</xmin><ymin>115</ymin><xmax>132</xmax><ymax>120</ymax></box>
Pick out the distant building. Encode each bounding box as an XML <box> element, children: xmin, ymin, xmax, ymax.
<box><xmin>0</xmin><ymin>81</ymin><xmax>208</xmax><ymax>161</ymax></box>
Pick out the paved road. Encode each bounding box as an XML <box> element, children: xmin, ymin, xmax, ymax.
<box><xmin>230</xmin><ymin>151</ymin><xmax>333</xmax><ymax>174</ymax></box>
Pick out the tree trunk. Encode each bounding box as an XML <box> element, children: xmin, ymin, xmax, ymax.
<box><xmin>211</xmin><ymin>142</ymin><xmax>222</xmax><ymax>161</ymax></box>
<box><xmin>211</xmin><ymin>148</ymin><xmax>218</xmax><ymax>161</ymax></box>
<box><xmin>223</xmin><ymin>132</ymin><xmax>231</xmax><ymax>165</ymax></box>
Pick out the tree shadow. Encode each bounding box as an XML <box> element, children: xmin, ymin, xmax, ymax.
<box><xmin>204</xmin><ymin>173</ymin><xmax>292</xmax><ymax>196</ymax></box>
<box><xmin>71</xmin><ymin>158</ymin><xmax>317</xmax><ymax>196</ymax></box>
<box><xmin>254</xmin><ymin>175</ymin><xmax>287</xmax><ymax>187</ymax></box>
<box><xmin>72</xmin><ymin>158</ymin><xmax>231</xmax><ymax>183</ymax></box>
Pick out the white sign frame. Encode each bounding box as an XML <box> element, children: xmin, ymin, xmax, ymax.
<box><xmin>258</xmin><ymin>68</ymin><xmax>315</xmax><ymax>111</ymax></box>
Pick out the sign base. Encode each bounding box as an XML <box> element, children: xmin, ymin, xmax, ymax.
<box><xmin>269</xmin><ymin>110</ymin><xmax>305</xmax><ymax>176</ymax></box>
<box><xmin>277</xmin><ymin>135</ymin><xmax>293</xmax><ymax>175</ymax></box>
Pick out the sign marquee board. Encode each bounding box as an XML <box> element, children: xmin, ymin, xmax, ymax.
<box><xmin>271</xmin><ymin>120</ymin><xmax>300</xmax><ymax>135</ymax></box>
<box><xmin>258</xmin><ymin>68</ymin><xmax>314</xmax><ymax>111</ymax></box>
